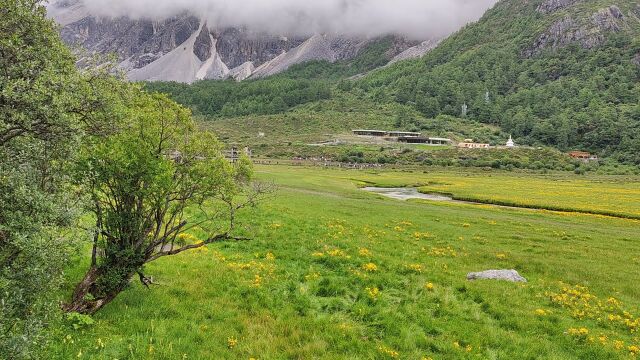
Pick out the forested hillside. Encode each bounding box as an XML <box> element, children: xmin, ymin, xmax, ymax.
<box><xmin>143</xmin><ymin>37</ymin><xmax>399</xmax><ymax>117</ymax></box>
<box><xmin>358</xmin><ymin>0</ymin><xmax>640</xmax><ymax>163</ymax></box>
<box><xmin>147</xmin><ymin>0</ymin><xmax>640</xmax><ymax>165</ymax></box>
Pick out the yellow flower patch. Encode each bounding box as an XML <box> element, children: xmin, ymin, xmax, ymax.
<box><xmin>377</xmin><ymin>345</ymin><xmax>399</xmax><ymax>358</ymax></box>
<box><xmin>366</xmin><ymin>287</ymin><xmax>380</xmax><ymax>300</ymax></box>
<box><xmin>425</xmin><ymin>282</ymin><xmax>434</xmax><ymax>291</ymax></box>
<box><xmin>227</xmin><ymin>336</ymin><xmax>238</xmax><ymax>349</ymax></box>
<box><xmin>405</xmin><ymin>264</ymin><xmax>424</xmax><ymax>273</ymax></box>
<box><xmin>425</xmin><ymin>246</ymin><xmax>457</xmax><ymax>257</ymax></box>
<box><xmin>358</xmin><ymin>248</ymin><xmax>372</xmax><ymax>257</ymax></box>
<box><xmin>362</xmin><ymin>263</ymin><xmax>378</xmax><ymax>272</ymax></box>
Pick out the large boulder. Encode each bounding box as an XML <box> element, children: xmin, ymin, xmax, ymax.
<box><xmin>467</xmin><ymin>269</ymin><xmax>527</xmax><ymax>282</ymax></box>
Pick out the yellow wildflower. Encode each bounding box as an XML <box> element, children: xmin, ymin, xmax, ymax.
<box><xmin>305</xmin><ymin>272</ymin><xmax>320</xmax><ymax>281</ymax></box>
<box><xmin>425</xmin><ymin>282</ymin><xmax>434</xmax><ymax>291</ymax></box>
<box><xmin>568</xmin><ymin>327</ymin><xmax>589</xmax><ymax>340</ymax></box>
<box><xmin>598</xmin><ymin>334</ymin><xmax>608</xmax><ymax>345</ymax></box>
<box><xmin>227</xmin><ymin>337</ymin><xmax>238</xmax><ymax>349</ymax></box>
<box><xmin>366</xmin><ymin>287</ymin><xmax>380</xmax><ymax>300</ymax></box>
<box><xmin>327</xmin><ymin>249</ymin><xmax>347</xmax><ymax>257</ymax></box>
<box><xmin>362</xmin><ymin>263</ymin><xmax>378</xmax><ymax>272</ymax></box>
<box><xmin>535</xmin><ymin>309</ymin><xmax>547</xmax><ymax>316</ymax></box>
<box><xmin>377</xmin><ymin>345</ymin><xmax>399</xmax><ymax>358</ymax></box>
<box><xmin>251</xmin><ymin>274</ymin><xmax>263</xmax><ymax>288</ymax></box>
<box><xmin>359</xmin><ymin>248</ymin><xmax>372</xmax><ymax>257</ymax></box>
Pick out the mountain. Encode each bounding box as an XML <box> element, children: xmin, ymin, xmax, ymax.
<box><xmin>146</xmin><ymin>0</ymin><xmax>640</xmax><ymax>166</ymax></box>
<box><xmin>47</xmin><ymin>0</ymin><xmax>436</xmax><ymax>83</ymax></box>
<box><xmin>54</xmin><ymin>0</ymin><xmax>640</xmax><ymax>165</ymax></box>
<box><xmin>356</xmin><ymin>0</ymin><xmax>640</xmax><ymax>164</ymax></box>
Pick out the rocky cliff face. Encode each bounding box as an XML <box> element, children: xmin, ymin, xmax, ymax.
<box><xmin>524</xmin><ymin>3</ymin><xmax>636</xmax><ymax>57</ymax></box>
<box><xmin>536</xmin><ymin>0</ymin><xmax>582</xmax><ymax>14</ymax></box>
<box><xmin>48</xmin><ymin>0</ymin><xmax>430</xmax><ymax>83</ymax></box>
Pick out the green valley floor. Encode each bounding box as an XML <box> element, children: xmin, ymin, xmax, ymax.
<box><xmin>51</xmin><ymin>166</ymin><xmax>640</xmax><ymax>359</ymax></box>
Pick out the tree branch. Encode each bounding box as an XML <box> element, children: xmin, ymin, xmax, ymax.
<box><xmin>145</xmin><ymin>233</ymin><xmax>249</xmax><ymax>263</ymax></box>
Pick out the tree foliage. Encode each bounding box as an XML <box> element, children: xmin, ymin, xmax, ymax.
<box><xmin>1</xmin><ymin>1</ymin><xmax>161</xmax><ymax>356</ymax></box>
<box><xmin>145</xmin><ymin>77</ymin><xmax>332</xmax><ymax>118</ymax></box>
<box><xmin>64</xmin><ymin>92</ymin><xmax>265</xmax><ymax>314</ymax></box>
<box><xmin>0</xmin><ymin>0</ymin><xmax>82</xmax><ymax>357</ymax></box>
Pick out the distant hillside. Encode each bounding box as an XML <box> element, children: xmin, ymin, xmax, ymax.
<box><xmin>143</xmin><ymin>37</ymin><xmax>411</xmax><ymax>117</ymax></box>
<box><xmin>357</xmin><ymin>0</ymin><xmax>640</xmax><ymax>164</ymax></box>
<box><xmin>145</xmin><ymin>0</ymin><xmax>640</xmax><ymax>166</ymax></box>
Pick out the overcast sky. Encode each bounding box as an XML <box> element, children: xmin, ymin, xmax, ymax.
<box><xmin>79</xmin><ymin>0</ymin><xmax>498</xmax><ymax>40</ymax></box>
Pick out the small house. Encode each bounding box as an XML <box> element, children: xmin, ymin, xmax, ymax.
<box><xmin>353</xmin><ymin>130</ymin><xmax>388</xmax><ymax>137</ymax></box>
<box><xmin>397</xmin><ymin>137</ymin><xmax>453</xmax><ymax>145</ymax></box>
<box><xmin>388</xmin><ymin>131</ymin><xmax>422</xmax><ymax>138</ymax></box>
<box><xmin>569</xmin><ymin>151</ymin><xmax>598</xmax><ymax>162</ymax></box>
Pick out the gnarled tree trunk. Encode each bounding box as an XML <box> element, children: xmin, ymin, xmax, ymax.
<box><xmin>62</xmin><ymin>266</ymin><xmax>135</xmax><ymax>315</ymax></box>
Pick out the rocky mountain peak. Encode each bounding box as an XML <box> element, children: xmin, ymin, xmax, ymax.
<box><xmin>48</xmin><ymin>1</ymin><xmax>437</xmax><ymax>83</ymax></box>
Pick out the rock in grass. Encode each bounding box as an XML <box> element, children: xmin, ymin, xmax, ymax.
<box><xmin>467</xmin><ymin>270</ymin><xmax>527</xmax><ymax>282</ymax></box>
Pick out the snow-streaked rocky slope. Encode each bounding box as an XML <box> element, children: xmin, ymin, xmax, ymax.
<box><xmin>47</xmin><ymin>0</ymin><xmax>439</xmax><ymax>83</ymax></box>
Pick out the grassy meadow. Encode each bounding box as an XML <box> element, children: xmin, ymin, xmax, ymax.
<box><xmin>201</xmin><ymin>93</ymin><xmax>501</xmax><ymax>149</ymax></box>
<box><xmin>349</xmin><ymin>169</ymin><xmax>640</xmax><ymax>219</ymax></box>
<box><xmin>51</xmin><ymin>165</ymin><xmax>640</xmax><ymax>359</ymax></box>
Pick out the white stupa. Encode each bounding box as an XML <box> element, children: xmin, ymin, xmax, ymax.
<box><xmin>506</xmin><ymin>135</ymin><xmax>515</xmax><ymax>148</ymax></box>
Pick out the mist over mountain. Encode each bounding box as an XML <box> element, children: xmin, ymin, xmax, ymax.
<box><xmin>49</xmin><ymin>0</ymin><xmax>496</xmax><ymax>83</ymax></box>
<box><xmin>79</xmin><ymin>0</ymin><xmax>498</xmax><ymax>40</ymax></box>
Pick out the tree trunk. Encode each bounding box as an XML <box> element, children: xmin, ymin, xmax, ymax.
<box><xmin>62</xmin><ymin>266</ymin><xmax>134</xmax><ymax>315</ymax></box>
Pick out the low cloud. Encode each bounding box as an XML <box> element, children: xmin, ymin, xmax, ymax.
<box><xmin>79</xmin><ymin>0</ymin><xmax>498</xmax><ymax>40</ymax></box>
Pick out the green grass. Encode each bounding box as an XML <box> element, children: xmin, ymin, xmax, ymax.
<box><xmin>201</xmin><ymin>92</ymin><xmax>501</xmax><ymax>149</ymax></box>
<box><xmin>50</xmin><ymin>165</ymin><xmax>640</xmax><ymax>359</ymax></box>
<box><xmin>345</xmin><ymin>168</ymin><xmax>640</xmax><ymax>219</ymax></box>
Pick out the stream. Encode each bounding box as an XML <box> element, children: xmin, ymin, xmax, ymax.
<box><xmin>362</xmin><ymin>187</ymin><xmax>453</xmax><ymax>201</ymax></box>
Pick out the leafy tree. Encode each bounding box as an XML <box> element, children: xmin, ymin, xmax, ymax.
<box><xmin>63</xmin><ymin>93</ymin><xmax>267</xmax><ymax>314</ymax></box>
<box><xmin>1</xmin><ymin>1</ymin><xmax>150</xmax><ymax>355</ymax></box>
<box><xmin>0</xmin><ymin>0</ymin><xmax>84</xmax><ymax>357</ymax></box>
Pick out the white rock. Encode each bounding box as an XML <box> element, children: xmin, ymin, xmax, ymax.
<box><xmin>389</xmin><ymin>39</ymin><xmax>440</xmax><ymax>65</ymax></box>
<box><xmin>467</xmin><ymin>269</ymin><xmax>527</xmax><ymax>282</ymax></box>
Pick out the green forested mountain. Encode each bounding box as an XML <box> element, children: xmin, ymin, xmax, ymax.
<box><xmin>358</xmin><ymin>0</ymin><xmax>640</xmax><ymax>164</ymax></box>
<box><xmin>147</xmin><ymin>0</ymin><xmax>640</xmax><ymax>165</ymax></box>
<box><xmin>143</xmin><ymin>37</ymin><xmax>399</xmax><ymax>118</ymax></box>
